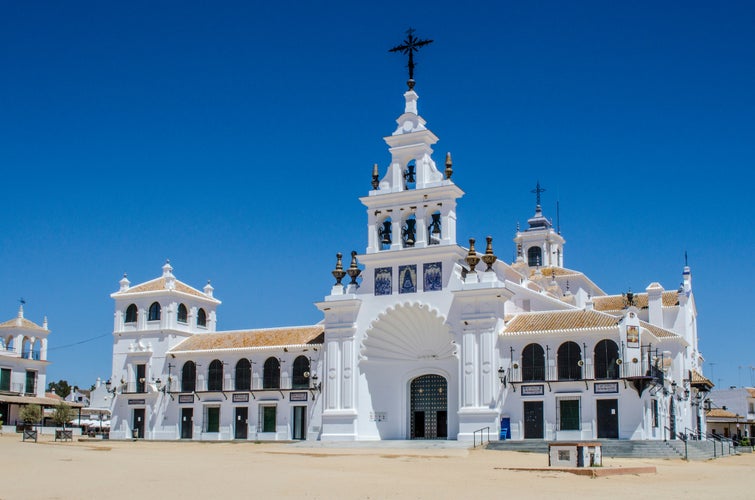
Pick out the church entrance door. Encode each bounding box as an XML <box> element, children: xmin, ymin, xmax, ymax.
<box><xmin>523</xmin><ymin>401</ymin><xmax>544</xmax><ymax>439</ymax></box>
<box><xmin>235</xmin><ymin>407</ymin><xmax>248</xmax><ymax>439</ymax></box>
<box><xmin>410</xmin><ymin>374</ymin><xmax>447</xmax><ymax>439</ymax></box>
<box><xmin>181</xmin><ymin>408</ymin><xmax>193</xmax><ymax>439</ymax></box>
<box><xmin>132</xmin><ymin>408</ymin><xmax>145</xmax><ymax>439</ymax></box>
<box><xmin>596</xmin><ymin>399</ymin><xmax>619</xmax><ymax>438</ymax></box>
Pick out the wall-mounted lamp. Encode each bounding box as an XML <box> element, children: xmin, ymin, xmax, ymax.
<box><xmin>105</xmin><ymin>379</ymin><xmax>119</xmax><ymax>396</ymax></box>
<box><xmin>498</xmin><ymin>367</ymin><xmax>507</xmax><ymax>387</ymax></box>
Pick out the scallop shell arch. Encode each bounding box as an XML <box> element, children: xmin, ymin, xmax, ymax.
<box><xmin>361</xmin><ymin>302</ymin><xmax>455</xmax><ymax>362</ymax></box>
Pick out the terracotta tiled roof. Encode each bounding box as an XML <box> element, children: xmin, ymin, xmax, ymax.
<box><xmin>171</xmin><ymin>325</ymin><xmax>324</xmax><ymax>352</ymax></box>
<box><xmin>0</xmin><ymin>317</ymin><xmax>46</xmax><ymax>331</ymax></box>
<box><xmin>691</xmin><ymin>369</ymin><xmax>714</xmax><ymax>389</ymax></box>
<box><xmin>706</xmin><ymin>408</ymin><xmax>739</xmax><ymax>418</ymax></box>
<box><xmin>593</xmin><ymin>291</ymin><xmax>680</xmax><ymax>311</ymax></box>
<box><xmin>117</xmin><ymin>277</ymin><xmax>208</xmax><ymax>299</ymax></box>
<box><xmin>639</xmin><ymin>321</ymin><xmax>677</xmax><ymax>339</ymax></box>
<box><xmin>529</xmin><ymin>266</ymin><xmax>582</xmax><ymax>277</ymax></box>
<box><xmin>503</xmin><ymin>309</ymin><xmax>619</xmax><ymax>335</ymax></box>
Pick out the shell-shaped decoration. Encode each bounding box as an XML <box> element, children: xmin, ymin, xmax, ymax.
<box><xmin>361</xmin><ymin>302</ymin><xmax>455</xmax><ymax>362</ymax></box>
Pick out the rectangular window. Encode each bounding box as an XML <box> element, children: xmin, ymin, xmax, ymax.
<box><xmin>205</xmin><ymin>406</ymin><xmax>220</xmax><ymax>432</ymax></box>
<box><xmin>25</xmin><ymin>370</ymin><xmax>37</xmax><ymax>394</ymax></box>
<box><xmin>135</xmin><ymin>364</ymin><xmax>146</xmax><ymax>393</ymax></box>
<box><xmin>558</xmin><ymin>398</ymin><xmax>580</xmax><ymax>431</ymax></box>
<box><xmin>261</xmin><ymin>406</ymin><xmax>276</xmax><ymax>433</ymax></box>
<box><xmin>0</xmin><ymin>368</ymin><xmax>11</xmax><ymax>391</ymax></box>
<box><xmin>652</xmin><ymin>399</ymin><xmax>659</xmax><ymax>428</ymax></box>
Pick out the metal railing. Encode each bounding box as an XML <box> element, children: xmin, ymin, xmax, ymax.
<box><xmin>473</xmin><ymin>427</ymin><xmax>490</xmax><ymax>448</ymax></box>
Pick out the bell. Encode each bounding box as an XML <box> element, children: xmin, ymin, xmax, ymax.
<box><xmin>428</xmin><ymin>213</ymin><xmax>441</xmax><ymax>244</ymax></box>
<box><xmin>403</xmin><ymin>219</ymin><xmax>416</xmax><ymax>246</ymax></box>
<box><xmin>404</xmin><ymin>163</ymin><xmax>416</xmax><ymax>184</ymax></box>
<box><xmin>380</xmin><ymin>220</ymin><xmax>392</xmax><ymax>245</ymax></box>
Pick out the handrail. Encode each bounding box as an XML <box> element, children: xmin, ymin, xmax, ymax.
<box><xmin>473</xmin><ymin>426</ymin><xmax>490</xmax><ymax>448</ymax></box>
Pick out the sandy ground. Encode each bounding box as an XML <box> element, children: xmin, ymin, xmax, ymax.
<box><xmin>2</xmin><ymin>433</ymin><xmax>754</xmax><ymax>499</ymax></box>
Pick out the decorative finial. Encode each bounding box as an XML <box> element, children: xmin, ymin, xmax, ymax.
<box><xmin>482</xmin><ymin>236</ymin><xmax>497</xmax><ymax>271</ymax></box>
<box><xmin>465</xmin><ymin>238</ymin><xmax>480</xmax><ymax>273</ymax></box>
<box><xmin>531</xmin><ymin>180</ymin><xmax>546</xmax><ymax>209</ymax></box>
<box><xmin>389</xmin><ymin>28</ymin><xmax>433</xmax><ymax>90</ymax></box>
<box><xmin>203</xmin><ymin>280</ymin><xmax>214</xmax><ymax>297</ymax></box>
<box><xmin>43</xmin><ymin>316</ymin><xmax>48</xmax><ymax>330</ymax></box>
<box><xmin>332</xmin><ymin>253</ymin><xmax>346</xmax><ymax>285</ymax></box>
<box><xmin>119</xmin><ymin>273</ymin><xmax>131</xmax><ymax>292</ymax></box>
<box><xmin>371</xmin><ymin>163</ymin><xmax>379</xmax><ymax>189</ymax></box>
<box><xmin>18</xmin><ymin>299</ymin><xmax>25</xmax><ymax>318</ymax></box>
<box><xmin>347</xmin><ymin>251</ymin><xmax>362</xmax><ymax>286</ymax></box>
<box><xmin>445</xmin><ymin>152</ymin><xmax>453</xmax><ymax>179</ymax></box>
<box><xmin>684</xmin><ymin>250</ymin><xmax>688</xmax><ymax>267</ymax></box>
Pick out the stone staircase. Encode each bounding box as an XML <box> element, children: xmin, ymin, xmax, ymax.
<box><xmin>486</xmin><ymin>439</ymin><xmax>738</xmax><ymax>460</ymax></box>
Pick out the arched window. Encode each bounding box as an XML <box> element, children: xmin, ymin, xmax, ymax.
<box><xmin>148</xmin><ymin>302</ymin><xmax>161</xmax><ymax>321</ymax></box>
<box><xmin>378</xmin><ymin>217</ymin><xmax>392</xmax><ymax>250</ymax></box>
<box><xmin>5</xmin><ymin>336</ymin><xmax>14</xmax><ymax>351</ymax></box>
<box><xmin>527</xmin><ymin>246</ymin><xmax>542</xmax><ymax>267</ymax></box>
<box><xmin>32</xmin><ymin>339</ymin><xmax>42</xmax><ymax>360</ymax></box>
<box><xmin>427</xmin><ymin>211</ymin><xmax>442</xmax><ymax>245</ymax></box>
<box><xmin>235</xmin><ymin>359</ymin><xmax>251</xmax><ymax>391</ymax></box>
<box><xmin>208</xmin><ymin>359</ymin><xmax>223</xmax><ymax>391</ymax></box>
<box><xmin>197</xmin><ymin>308</ymin><xmax>207</xmax><ymax>327</ymax></box>
<box><xmin>125</xmin><ymin>304</ymin><xmax>138</xmax><ymax>323</ymax></box>
<box><xmin>402</xmin><ymin>214</ymin><xmax>417</xmax><ymax>248</ymax></box>
<box><xmin>292</xmin><ymin>356</ymin><xmax>310</xmax><ymax>389</ymax></box>
<box><xmin>21</xmin><ymin>337</ymin><xmax>31</xmax><ymax>358</ymax></box>
<box><xmin>263</xmin><ymin>357</ymin><xmax>280</xmax><ymax>389</ymax></box>
<box><xmin>177</xmin><ymin>304</ymin><xmax>188</xmax><ymax>324</ymax></box>
<box><xmin>181</xmin><ymin>361</ymin><xmax>196</xmax><ymax>392</ymax></box>
<box><xmin>557</xmin><ymin>341</ymin><xmax>582</xmax><ymax>380</ymax></box>
<box><xmin>0</xmin><ymin>337</ymin><xmax>4</xmax><ymax>350</ymax></box>
<box><xmin>594</xmin><ymin>339</ymin><xmax>620</xmax><ymax>380</ymax></box>
<box><xmin>521</xmin><ymin>343</ymin><xmax>545</xmax><ymax>381</ymax></box>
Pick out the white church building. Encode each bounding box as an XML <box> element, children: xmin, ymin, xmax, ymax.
<box><xmin>107</xmin><ymin>73</ymin><xmax>712</xmax><ymax>442</ymax></box>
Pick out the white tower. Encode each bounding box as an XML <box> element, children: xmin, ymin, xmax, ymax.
<box><xmin>513</xmin><ymin>182</ymin><xmax>565</xmax><ymax>268</ymax></box>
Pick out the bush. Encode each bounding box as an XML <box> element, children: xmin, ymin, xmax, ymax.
<box><xmin>19</xmin><ymin>404</ymin><xmax>42</xmax><ymax>424</ymax></box>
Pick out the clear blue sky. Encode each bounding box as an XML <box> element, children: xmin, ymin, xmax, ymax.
<box><xmin>1</xmin><ymin>1</ymin><xmax>753</xmax><ymax>390</ymax></box>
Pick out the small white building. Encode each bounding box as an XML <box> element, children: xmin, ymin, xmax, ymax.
<box><xmin>0</xmin><ymin>306</ymin><xmax>53</xmax><ymax>427</ymax></box>
<box><xmin>107</xmin><ymin>74</ymin><xmax>711</xmax><ymax>442</ymax></box>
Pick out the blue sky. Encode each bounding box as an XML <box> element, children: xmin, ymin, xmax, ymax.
<box><xmin>1</xmin><ymin>1</ymin><xmax>753</xmax><ymax>390</ymax></box>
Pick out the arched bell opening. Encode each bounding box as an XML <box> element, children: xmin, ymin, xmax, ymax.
<box><xmin>427</xmin><ymin>210</ymin><xmax>442</xmax><ymax>245</ymax></box>
<box><xmin>402</xmin><ymin>213</ymin><xmax>417</xmax><ymax>248</ymax></box>
<box><xmin>378</xmin><ymin>216</ymin><xmax>393</xmax><ymax>251</ymax></box>
<box><xmin>403</xmin><ymin>159</ymin><xmax>416</xmax><ymax>190</ymax></box>
<box><xmin>409</xmin><ymin>374</ymin><xmax>448</xmax><ymax>439</ymax></box>
<box><xmin>527</xmin><ymin>246</ymin><xmax>542</xmax><ymax>267</ymax></box>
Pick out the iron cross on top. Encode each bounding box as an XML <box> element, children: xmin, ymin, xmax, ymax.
<box><xmin>389</xmin><ymin>28</ymin><xmax>433</xmax><ymax>90</ymax></box>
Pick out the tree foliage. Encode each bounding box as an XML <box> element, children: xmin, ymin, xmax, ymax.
<box><xmin>19</xmin><ymin>404</ymin><xmax>42</xmax><ymax>424</ymax></box>
<box><xmin>47</xmin><ymin>379</ymin><xmax>73</xmax><ymax>398</ymax></box>
<box><xmin>52</xmin><ymin>402</ymin><xmax>73</xmax><ymax>428</ymax></box>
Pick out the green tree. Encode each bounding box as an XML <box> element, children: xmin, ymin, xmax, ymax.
<box><xmin>47</xmin><ymin>379</ymin><xmax>72</xmax><ymax>398</ymax></box>
<box><xmin>52</xmin><ymin>402</ymin><xmax>73</xmax><ymax>429</ymax></box>
<box><xmin>19</xmin><ymin>404</ymin><xmax>42</xmax><ymax>424</ymax></box>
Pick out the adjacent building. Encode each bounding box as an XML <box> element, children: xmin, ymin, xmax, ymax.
<box><xmin>0</xmin><ymin>306</ymin><xmax>53</xmax><ymax>427</ymax></box>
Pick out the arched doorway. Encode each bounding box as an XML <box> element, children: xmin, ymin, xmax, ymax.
<box><xmin>410</xmin><ymin>374</ymin><xmax>447</xmax><ymax>439</ymax></box>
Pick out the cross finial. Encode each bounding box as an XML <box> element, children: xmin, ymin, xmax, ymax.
<box><xmin>19</xmin><ymin>297</ymin><xmax>26</xmax><ymax>305</ymax></box>
<box><xmin>531</xmin><ymin>181</ymin><xmax>546</xmax><ymax>207</ymax></box>
<box><xmin>389</xmin><ymin>28</ymin><xmax>433</xmax><ymax>90</ymax></box>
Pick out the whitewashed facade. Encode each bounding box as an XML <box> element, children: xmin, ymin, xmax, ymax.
<box><xmin>108</xmin><ymin>82</ymin><xmax>711</xmax><ymax>442</ymax></box>
<box><xmin>0</xmin><ymin>306</ymin><xmax>50</xmax><ymax>426</ymax></box>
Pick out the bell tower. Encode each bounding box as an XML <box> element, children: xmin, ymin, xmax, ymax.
<box><xmin>361</xmin><ymin>88</ymin><xmax>464</xmax><ymax>253</ymax></box>
<box><xmin>513</xmin><ymin>181</ymin><xmax>565</xmax><ymax>268</ymax></box>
